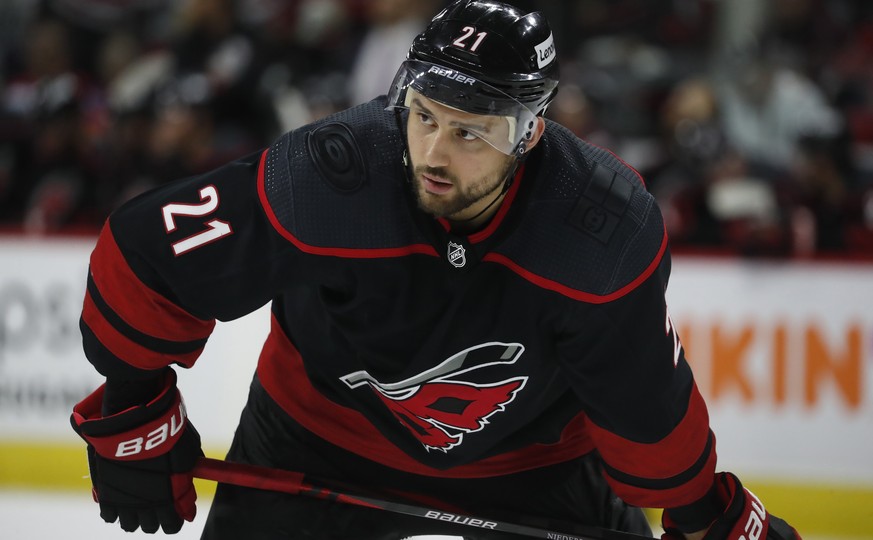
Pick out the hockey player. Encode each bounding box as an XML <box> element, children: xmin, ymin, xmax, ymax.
<box><xmin>70</xmin><ymin>1</ymin><xmax>802</xmax><ymax>539</ymax></box>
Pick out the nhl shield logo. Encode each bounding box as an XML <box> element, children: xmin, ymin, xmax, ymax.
<box><xmin>447</xmin><ymin>241</ymin><xmax>466</xmax><ymax>268</ymax></box>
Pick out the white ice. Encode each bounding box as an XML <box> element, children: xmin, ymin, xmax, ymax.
<box><xmin>0</xmin><ymin>489</ymin><xmax>462</xmax><ymax>539</ymax></box>
<box><xmin>2</xmin><ymin>489</ymin><xmax>847</xmax><ymax>540</ymax></box>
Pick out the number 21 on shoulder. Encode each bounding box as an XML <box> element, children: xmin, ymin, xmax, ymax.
<box><xmin>161</xmin><ymin>185</ymin><xmax>233</xmax><ymax>256</ymax></box>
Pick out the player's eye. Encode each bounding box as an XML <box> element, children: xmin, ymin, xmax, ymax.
<box><xmin>458</xmin><ymin>129</ymin><xmax>479</xmax><ymax>141</ymax></box>
<box><xmin>417</xmin><ymin>112</ymin><xmax>435</xmax><ymax>126</ymax></box>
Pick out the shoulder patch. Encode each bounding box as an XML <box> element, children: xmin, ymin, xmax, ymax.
<box><xmin>306</xmin><ymin>122</ymin><xmax>366</xmax><ymax>192</ymax></box>
<box><xmin>490</xmin><ymin>121</ymin><xmax>664</xmax><ymax>300</ymax></box>
<box><xmin>260</xmin><ymin>99</ymin><xmax>431</xmax><ymax>252</ymax></box>
<box><xmin>568</xmin><ymin>163</ymin><xmax>634</xmax><ymax>244</ymax></box>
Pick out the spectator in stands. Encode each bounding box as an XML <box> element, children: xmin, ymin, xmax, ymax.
<box><xmin>167</xmin><ymin>0</ymin><xmax>267</xmax><ymax>143</ymax></box>
<box><xmin>651</xmin><ymin>76</ymin><xmax>795</xmax><ymax>256</ymax></box>
<box><xmin>544</xmin><ymin>74</ymin><xmax>615</xmax><ymax>150</ymax></box>
<box><xmin>787</xmin><ymin>135</ymin><xmax>856</xmax><ymax>254</ymax></box>
<box><xmin>0</xmin><ymin>0</ymin><xmax>871</xmax><ymax>260</ymax></box>
<box><xmin>233</xmin><ymin>0</ymin><xmax>358</xmax><ymax>132</ymax></box>
<box><xmin>347</xmin><ymin>0</ymin><xmax>439</xmax><ymax>105</ymax></box>
<box><xmin>0</xmin><ymin>18</ymin><xmax>101</xmax><ymax>230</ymax></box>
<box><xmin>713</xmin><ymin>40</ymin><xmax>844</xmax><ymax>175</ymax></box>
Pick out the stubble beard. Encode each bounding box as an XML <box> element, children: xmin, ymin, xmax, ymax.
<box><xmin>411</xmin><ymin>159</ymin><xmax>515</xmax><ymax>220</ymax></box>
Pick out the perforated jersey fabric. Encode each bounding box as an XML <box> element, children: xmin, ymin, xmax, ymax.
<box><xmin>81</xmin><ymin>96</ymin><xmax>713</xmax><ymax>538</ymax></box>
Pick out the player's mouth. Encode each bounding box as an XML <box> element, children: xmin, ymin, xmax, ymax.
<box><xmin>421</xmin><ymin>173</ymin><xmax>454</xmax><ymax>195</ymax></box>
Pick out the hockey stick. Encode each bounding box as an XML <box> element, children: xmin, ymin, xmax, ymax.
<box><xmin>192</xmin><ymin>457</ymin><xmax>656</xmax><ymax>540</ymax></box>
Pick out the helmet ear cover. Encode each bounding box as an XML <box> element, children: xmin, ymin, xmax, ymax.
<box><xmin>386</xmin><ymin>59</ymin><xmax>538</xmax><ymax>156</ymax></box>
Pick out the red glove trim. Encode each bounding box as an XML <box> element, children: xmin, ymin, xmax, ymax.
<box><xmin>72</xmin><ymin>376</ymin><xmax>189</xmax><ymax>461</ymax></box>
<box><xmin>717</xmin><ymin>474</ymin><xmax>768</xmax><ymax>540</ymax></box>
<box><xmin>662</xmin><ymin>472</ymin><xmax>775</xmax><ymax>540</ymax></box>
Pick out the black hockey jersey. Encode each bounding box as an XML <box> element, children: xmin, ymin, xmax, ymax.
<box><xmin>80</xmin><ymin>97</ymin><xmax>715</xmax><ymax>509</ymax></box>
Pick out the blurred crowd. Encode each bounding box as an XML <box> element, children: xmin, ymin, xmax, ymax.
<box><xmin>1</xmin><ymin>0</ymin><xmax>872</xmax><ymax>259</ymax></box>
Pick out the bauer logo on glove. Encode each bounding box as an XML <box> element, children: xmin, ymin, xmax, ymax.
<box><xmin>113</xmin><ymin>397</ymin><xmax>187</xmax><ymax>458</ymax></box>
<box><xmin>72</xmin><ymin>375</ymin><xmax>189</xmax><ymax>460</ymax></box>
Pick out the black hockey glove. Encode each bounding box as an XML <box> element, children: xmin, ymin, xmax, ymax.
<box><xmin>661</xmin><ymin>472</ymin><xmax>801</xmax><ymax>540</ymax></box>
<box><xmin>71</xmin><ymin>369</ymin><xmax>203</xmax><ymax>534</ymax></box>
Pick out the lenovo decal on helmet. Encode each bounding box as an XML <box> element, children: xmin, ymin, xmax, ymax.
<box><xmin>535</xmin><ymin>33</ymin><xmax>556</xmax><ymax>69</ymax></box>
<box><xmin>386</xmin><ymin>0</ymin><xmax>559</xmax><ymax>156</ymax></box>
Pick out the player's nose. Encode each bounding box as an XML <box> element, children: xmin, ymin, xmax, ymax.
<box><xmin>424</xmin><ymin>131</ymin><xmax>451</xmax><ymax>168</ymax></box>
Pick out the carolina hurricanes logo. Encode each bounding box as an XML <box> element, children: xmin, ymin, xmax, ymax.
<box><xmin>340</xmin><ymin>342</ymin><xmax>527</xmax><ymax>452</ymax></box>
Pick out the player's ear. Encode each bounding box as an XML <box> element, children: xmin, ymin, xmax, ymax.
<box><xmin>527</xmin><ymin>117</ymin><xmax>546</xmax><ymax>149</ymax></box>
<box><xmin>516</xmin><ymin>117</ymin><xmax>546</xmax><ymax>156</ymax></box>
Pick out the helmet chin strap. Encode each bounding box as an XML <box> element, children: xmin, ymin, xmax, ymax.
<box><xmin>452</xmin><ymin>159</ymin><xmax>519</xmax><ymax>225</ymax></box>
<box><xmin>457</xmin><ymin>127</ymin><xmax>533</xmax><ymax>224</ymax></box>
<box><xmin>395</xmin><ymin>109</ymin><xmax>414</xmax><ymax>185</ymax></box>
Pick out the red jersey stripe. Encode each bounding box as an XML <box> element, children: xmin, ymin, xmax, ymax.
<box><xmin>604</xmin><ymin>447</ymin><xmax>717</xmax><ymax>507</ymax></box>
<box><xmin>467</xmin><ymin>164</ymin><xmax>525</xmax><ymax>244</ymax></box>
<box><xmin>587</xmin><ymin>383</ymin><xmax>712</xmax><ymax>479</ymax></box>
<box><xmin>82</xmin><ymin>290</ymin><xmax>203</xmax><ymax>369</ymax></box>
<box><xmin>482</xmin><ymin>225</ymin><xmax>668</xmax><ymax>303</ymax></box>
<box><xmin>89</xmin><ymin>225</ymin><xmax>215</xmax><ymax>341</ymax></box>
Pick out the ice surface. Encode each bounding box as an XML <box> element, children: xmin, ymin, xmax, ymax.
<box><xmin>0</xmin><ymin>490</ymin><xmax>463</xmax><ymax>539</ymax></box>
<box><xmin>2</xmin><ymin>489</ymin><xmax>845</xmax><ymax>540</ymax></box>
<box><xmin>1</xmin><ymin>490</ymin><xmax>204</xmax><ymax>539</ymax></box>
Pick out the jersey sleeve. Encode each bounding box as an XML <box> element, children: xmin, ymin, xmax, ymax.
<box><xmin>557</xmin><ymin>247</ymin><xmax>716</xmax><ymax>509</ymax></box>
<box><xmin>81</xmin><ymin>148</ymin><xmax>297</xmax><ymax>377</ymax></box>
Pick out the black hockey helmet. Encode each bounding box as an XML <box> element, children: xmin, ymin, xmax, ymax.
<box><xmin>387</xmin><ymin>0</ymin><xmax>559</xmax><ymax>155</ymax></box>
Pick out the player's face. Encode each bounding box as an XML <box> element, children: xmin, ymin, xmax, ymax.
<box><xmin>405</xmin><ymin>92</ymin><xmax>516</xmax><ymax>223</ymax></box>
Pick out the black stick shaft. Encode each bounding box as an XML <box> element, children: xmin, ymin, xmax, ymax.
<box><xmin>192</xmin><ymin>457</ymin><xmax>655</xmax><ymax>540</ymax></box>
